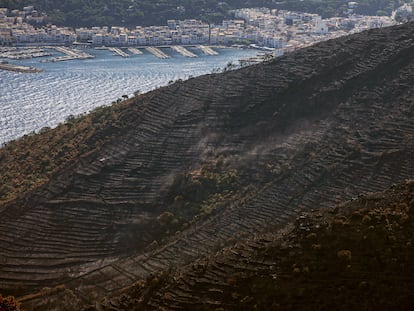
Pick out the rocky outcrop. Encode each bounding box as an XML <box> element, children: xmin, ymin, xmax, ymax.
<box><xmin>1</xmin><ymin>23</ymin><xmax>414</xmax><ymax>309</ymax></box>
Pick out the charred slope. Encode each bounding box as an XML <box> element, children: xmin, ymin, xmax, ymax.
<box><xmin>1</xmin><ymin>23</ymin><xmax>414</xmax><ymax>309</ymax></box>
<box><xmin>104</xmin><ymin>180</ymin><xmax>414</xmax><ymax>311</ymax></box>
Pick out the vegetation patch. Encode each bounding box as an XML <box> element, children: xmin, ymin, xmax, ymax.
<box><xmin>0</xmin><ymin>294</ymin><xmax>21</xmax><ymax>311</ymax></box>
<box><xmin>1</xmin><ymin>0</ymin><xmax>405</xmax><ymax>27</ymax></box>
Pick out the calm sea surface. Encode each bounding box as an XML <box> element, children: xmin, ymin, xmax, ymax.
<box><xmin>0</xmin><ymin>47</ymin><xmax>258</xmax><ymax>144</ymax></box>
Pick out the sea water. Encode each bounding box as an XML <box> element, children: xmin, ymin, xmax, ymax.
<box><xmin>0</xmin><ymin>47</ymin><xmax>258</xmax><ymax>144</ymax></box>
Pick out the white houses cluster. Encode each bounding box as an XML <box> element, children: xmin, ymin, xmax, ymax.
<box><xmin>0</xmin><ymin>6</ymin><xmax>397</xmax><ymax>49</ymax></box>
<box><xmin>78</xmin><ymin>20</ymin><xmax>210</xmax><ymax>46</ymax></box>
<box><xmin>0</xmin><ymin>7</ymin><xmax>75</xmax><ymax>45</ymax></box>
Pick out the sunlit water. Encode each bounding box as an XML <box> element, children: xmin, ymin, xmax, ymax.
<box><xmin>0</xmin><ymin>47</ymin><xmax>258</xmax><ymax>144</ymax></box>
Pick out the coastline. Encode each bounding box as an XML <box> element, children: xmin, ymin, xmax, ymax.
<box><xmin>0</xmin><ymin>46</ymin><xmax>259</xmax><ymax>144</ymax></box>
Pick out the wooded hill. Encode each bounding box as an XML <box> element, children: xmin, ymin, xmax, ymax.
<box><xmin>0</xmin><ymin>0</ymin><xmax>407</xmax><ymax>27</ymax></box>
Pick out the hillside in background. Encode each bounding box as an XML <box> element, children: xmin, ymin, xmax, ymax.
<box><xmin>0</xmin><ymin>0</ymin><xmax>406</xmax><ymax>27</ymax></box>
<box><xmin>0</xmin><ymin>22</ymin><xmax>414</xmax><ymax>310</ymax></box>
<box><xmin>1</xmin><ymin>0</ymin><xmax>268</xmax><ymax>26</ymax></box>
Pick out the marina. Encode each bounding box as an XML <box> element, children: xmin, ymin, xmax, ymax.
<box><xmin>0</xmin><ymin>48</ymin><xmax>52</xmax><ymax>60</ymax></box>
<box><xmin>145</xmin><ymin>47</ymin><xmax>170</xmax><ymax>59</ymax></box>
<box><xmin>171</xmin><ymin>45</ymin><xmax>197</xmax><ymax>57</ymax></box>
<box><xmin>0</xmin><ymin>45</ymin><xmax>223</xmax><ymax>63</ymax></box>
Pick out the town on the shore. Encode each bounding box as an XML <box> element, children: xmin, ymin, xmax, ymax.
<box><xmin>2</xmin><ymin>3</ymin><xmax>411</xmax><ymax>52</ymax></box>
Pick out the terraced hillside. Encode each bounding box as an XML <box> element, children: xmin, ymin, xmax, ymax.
<box><xmin>1</xmin><ymin>22</ymin><xmax>414</xmax><ymax>310</ymax></box>
<box><xmin>103</xmin><ymin>180</ymin><xmax>414</xmax><ymax>310</ymax></box>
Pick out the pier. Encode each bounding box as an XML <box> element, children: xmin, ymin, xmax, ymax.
<box><xmin>145</xmin><ymin>47</ymin><xmax>170</xmax><ymax>59</ymax></box>
<box><xmin>171</xmin><ymin>45</ymin><xmax>197</xmax><ymax>57</ymax></box>
<box><xmin>0</xmin><ymin>62</ymin><xmax>43</xmax><ymax>73</ymax></box>
<box><xmin>109</xmin><ymin>47</ymin><xmax>130</xmax><ymax>57</ymax></box>
<box><xmin>127</xmin><ymin>47</ymin><xmax>143</xmax><ymax>55</ymax></box>
<box><xmin>197</xmin><ymin>45</ymin><xmax>219</xmax><ymax>55</ymax></box>
<box><xmin>44</xmin><ymin>46</ymin><xmax>94</xmax><ymax>62</ymax></box>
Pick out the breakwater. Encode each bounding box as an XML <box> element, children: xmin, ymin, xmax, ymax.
<box><xmin>43</xmin><ymin>46</ymin><xmax>95</xmax><ymax>62</ymax></box>
<box><xmin>0</xmin><ymin>62</ymin><xmax>43</xmax><ymax>73</ymax></box>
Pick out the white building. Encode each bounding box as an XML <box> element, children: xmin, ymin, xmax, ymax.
<box><xmin>314</xmin><ymin>16</ymin><xmax>328</xmax><ymax>34</ymax></box>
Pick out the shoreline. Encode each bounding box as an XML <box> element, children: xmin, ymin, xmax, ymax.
<box><xmin>0</xmin><ymin>47</ymin><xmax>258</xmax><ymax>144</ymax></box>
